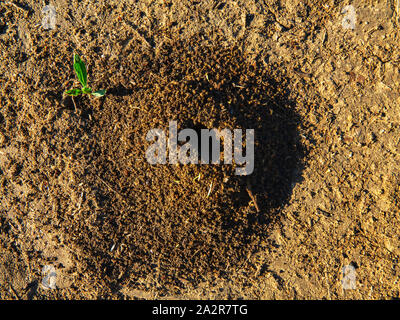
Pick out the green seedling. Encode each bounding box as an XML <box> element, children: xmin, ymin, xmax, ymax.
<box><xmin>65</xmin><ymin>54</ymin><xmax>106</xmax><ymax>97</ymax></box>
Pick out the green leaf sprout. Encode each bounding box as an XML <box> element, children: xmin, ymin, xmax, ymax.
<box><xmin>65</xmin><ymin>54</ymin><xmax>106</xmax><ymax>98</ymax></box>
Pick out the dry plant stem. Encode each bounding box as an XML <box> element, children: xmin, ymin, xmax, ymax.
<box><xmin>246</xmin><ymin>180</ymin><xmax>260</xmax><ymax>213</ymax></box>
<box><xmin>4</xmin><ymin>1</ymin><xmax>28</xmax><ymax>13</ymax></box>
<box><xmin>8</xmin><ymin>283</ymin><xmax>21</xmax><ymax>300</ymax></box>
<box><xmin>95</xmin><ymin>174</ymin><xmax>130</xmax><ymax>207</ymax></box>
<box><xmin>72</xmin><ymin>97</ymin><xmax>77</xmax><ymax>113</ymax></box>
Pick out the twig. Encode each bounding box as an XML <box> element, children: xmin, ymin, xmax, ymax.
<box><xmin>206</xmin><ymin>181</ymin><xmax>213</xmax><ymax>198</ymax></box>
<box><xmin>96</xmin><ymin>174</ymin><xmax>130</xmax><ymax>207</ymax></box>
<box><xmin>3</xmin><ymin>263</ymin><xmax>22</xmax><ymax>300</ymax></box>
<box><xmin>71</xmin><ymin>97</ymin><xmax>77</xmax><ymax>113</ymax></box>
<box><xmin>246</xmin><ymin>180</ymin><xmax>260</xmax><ymax>212</ymax></box>
<box><xmin>4</xmin><ymin>1</ymin><xmax>28</xmax><ymax>13</ymax></box>
<box><xmin>122</xmin><ymin>20</ymin><xmax>153</xmax><ymax>49</ymax></box>
<box><xmin>9</xmin><ymin>284</ymin><xmax>21</xmax><ymax>300</ymax></box>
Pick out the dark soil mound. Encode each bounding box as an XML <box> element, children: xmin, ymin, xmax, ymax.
<box><xmin>53</xmin><ymin>34</ymin><xmax>305</xmax><ymax>294</ymax></box>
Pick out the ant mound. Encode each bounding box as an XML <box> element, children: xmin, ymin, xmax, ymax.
<box><xmin>57</xmin><ymin>35</ymin><xmax>304</xmax><ymax>294</ymax></box>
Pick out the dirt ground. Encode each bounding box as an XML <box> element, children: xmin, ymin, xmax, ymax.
<box><xmin>1</xmin><ymin>0</ymin><xmax>400</xmax><ymax>299</ymax></box>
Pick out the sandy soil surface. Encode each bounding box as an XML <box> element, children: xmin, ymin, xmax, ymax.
<box><xmin>1</xmin><ymin>0</ymin><xmax>400</xmax><ymax>299</ymax></box>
